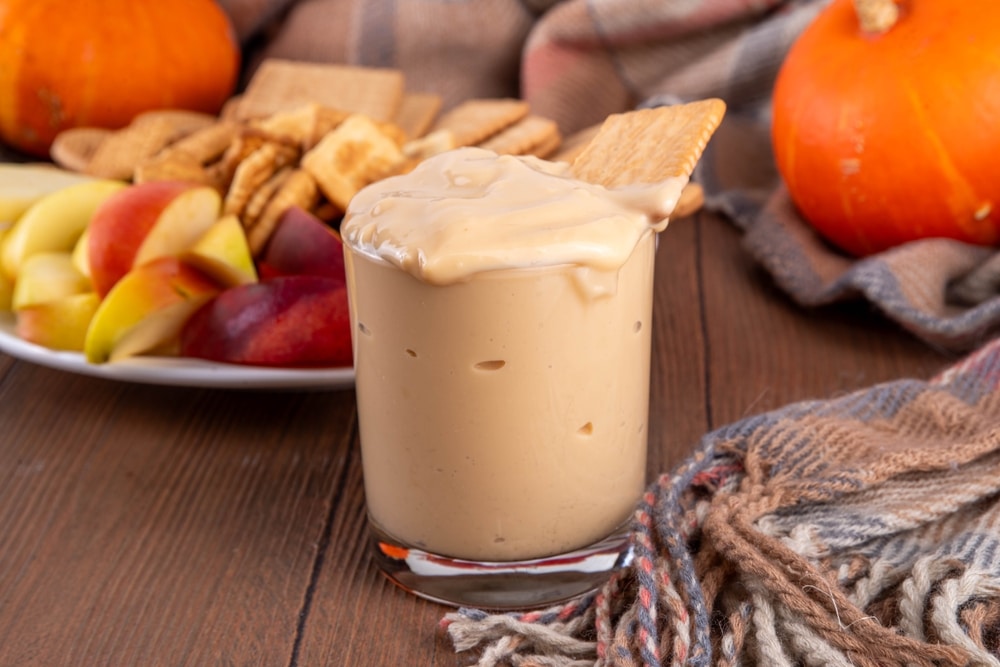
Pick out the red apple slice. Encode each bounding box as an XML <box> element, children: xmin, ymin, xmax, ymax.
<box><xmin>180</xmin><ymin>275</ymin><xmax>352</xmax><ymax>367</ymax></box>
<box><xmin>257</xmin><ymin>206</ymin><xmax>346</xmax><ymax>282</ymax></box>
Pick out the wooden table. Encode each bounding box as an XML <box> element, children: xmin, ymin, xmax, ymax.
<box><xmin>0</xmin><ymin>210</ymin><xmax>954</xmax><ymax>666</ymax></box>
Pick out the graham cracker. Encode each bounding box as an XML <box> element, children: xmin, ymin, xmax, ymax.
<box><xmin>429</xmin><ymin>98</ymin><xmax>529</xmax><ymax>147</ymax></box>
<box><xmin>532</xmin><ymin>131</ymin><xmax>563</xmax><ymax>159</ymax></box>
<box><xmin>550</xmin><ymin>123</ymin><xmax>602</xmax><ymax>165</ymax></box>
<box><xmin>673</xmin><ymin>183</ymin><xmax>705</xmax><ymax>219</ymax></box>
<box><xmin>571</xmin><ymin>99</ymin><xmax>726</xmax><ymax>187</ymax></box>
<box><xmin>402</xmin><ymin>129</ymin><xmax>455</xmax><ymax>162</ymax></box>
<box><xmin>234</xmin><ymin>59</ymin><xmax>405</xmax><ymax>123</ymax></box>
<box><xmin>393</xmin><ymin>93</ymin><xmax>443</xmax><ymax>140</ymax></box>
<box><xmin>477</xmin><ymin>115</ymin><xmax>560</xmax><ymax>157</ymax></box>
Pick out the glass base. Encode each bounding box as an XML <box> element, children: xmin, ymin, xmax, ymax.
<box><xmin>369</xmin><ymin>521</ymin><xmax>633</xmax><ymax>610</ymax></box>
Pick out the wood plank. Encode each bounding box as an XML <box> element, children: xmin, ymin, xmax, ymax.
<box><xmin>696</xmin><ymin>212</ymin><xmax>952</xmax><ymax>426</ymax></box>
<box><xmin>648</xmin><ymin>216</ymin><xmax>710</xmax><ymax>475</ymax></box>
<box><xmin>291</xmin><ymin>447</ymin><xmax>466</xmax><ymax>665</ymax></box>
<box><xmin>0</xmin><ymin>364</ymin><xmax>357</xmax><ymax>666</ymax></box>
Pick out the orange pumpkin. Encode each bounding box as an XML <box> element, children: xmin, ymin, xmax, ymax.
<box><xmin>0</xmin><ymin>0</ymin><xmax>240</xmax><ymax>157</ymax></box>
<box><xmin>771</xmin><ymin>0</ymin><xmax>1000</xmax><ymax>257</ymax></box>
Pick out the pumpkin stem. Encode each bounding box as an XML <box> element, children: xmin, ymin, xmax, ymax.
<box><xmin>853</xmin><ymin>0</ymin><xmax>899</xmax><ymax>34</ymax></box>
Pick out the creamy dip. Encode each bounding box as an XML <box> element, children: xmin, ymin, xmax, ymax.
<box><xmin>342</xmin><ymin>147</ymin><xmax>685</xmax><ymax>283</ymax></box>
<box><xmin>342</xmin><ymin>147</ymin><xmax>684</xmax><ymax>562</ymax></box>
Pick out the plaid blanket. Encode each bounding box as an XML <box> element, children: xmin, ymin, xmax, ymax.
<box><xmin>443</xmin><ymin>336</ymin><xmax>1000</xmax><ymax>666</ymax></box>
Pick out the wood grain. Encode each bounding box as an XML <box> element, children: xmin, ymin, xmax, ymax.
<box><xmin>0</xmin><ymin>211</ymin><xmax>952</xmax><ymax>666</ymax></box>
<box><xmin>0</xmin><ymin>369</ymin><xmax>358</xmax><ymax>666</ymax></box>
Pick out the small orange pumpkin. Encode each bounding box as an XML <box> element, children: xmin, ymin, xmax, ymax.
<box><xmin>771</xmin><ymin>0</ymin><xmax>1000</xmax><ymax>257</ymax></box>
<box><xmin>0</xmin><ymin>0</ymin><xmax>240</xmax><ymax>157</ymax></box>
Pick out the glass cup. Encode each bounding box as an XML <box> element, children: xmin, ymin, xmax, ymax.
<box><xmin>343</xmin><ymin>229</ymin><xmax>656</xmax><ymax>609</ymax></box>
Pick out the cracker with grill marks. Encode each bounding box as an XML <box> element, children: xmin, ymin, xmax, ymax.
<box><xmin>300</xmin><ymin>114</ymin><xmax>406</xmax><ymax>212</ymax></box>
<box><xmin>224</xmin><ymin>141</ymin><xmax>300</xmax><ymax>218</ymax></box>
<box><xmin>247</xmin><ymin>169</ymin><xmax>320</xmax><ymax>255</ymax></box>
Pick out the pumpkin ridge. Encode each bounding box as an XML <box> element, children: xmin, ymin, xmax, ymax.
<box><xmin>902</xmin><ymin>84</ymin><xmax>982</xmax><ymax>233</ymax></box>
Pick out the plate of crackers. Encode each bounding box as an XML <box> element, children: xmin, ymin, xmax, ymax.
<box><xmin>12</xmin><ymin>59</ymin><xmax>718</xmax><ymax>389</ymax></box>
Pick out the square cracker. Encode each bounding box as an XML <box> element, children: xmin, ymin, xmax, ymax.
<box><xmin>234</xmin><ymin>59</ymin><xmax>405</xmax><ymax>123</ymax></box>
<box><xmin>571</xmin><ymin>99</ymin><xmax>726</xmax><ymax>188</ymax></box>
<box><xmin>549</xmin><ymin>122</ymin><xmax>602</xmax><ymax>164</ymax></box>
<box><xmin>250</xmin><ymin>103</ymin><xmax>351</xmax><ymax>150</ymax></box>
<box><xmin>300</xmin><ymin>114</ymin><xmax>406</xmax><ymax>211</ymax></box>
<box><xmin>429</xmin><ymin>98</ymin><xmax>529</xmax><ymax>147</ymax></box>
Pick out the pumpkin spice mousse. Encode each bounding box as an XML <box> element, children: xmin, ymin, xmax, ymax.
<box><xmin>342</xmin><ymin>145</ymin><xmax>690</xmax><ymax>607</ymax></box>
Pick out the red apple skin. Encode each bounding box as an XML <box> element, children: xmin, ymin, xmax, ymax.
<box><xmin>180</xmin><ymin>275</ymin><xmax>352</xmax><ymax>367</ymax></box>
<box><xmin>87</xmin><ymin>180</ymin><xmax>201</xmax><ymax>297</ymax></box>
<box><xmin>257</xmin><ymin>206</ymin><xmax>346</xmax><ymax>282</ymax></box>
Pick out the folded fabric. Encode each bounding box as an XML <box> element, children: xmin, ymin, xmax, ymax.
<box><xmin>444</xmin><ymin>335</ymin><xmax>1000</xmax><ymax>666</ymax></box>
<box><xmin>697</xmin><ymin>112</ymin><xmax>1000</xmax><ymax>355</ymax></box>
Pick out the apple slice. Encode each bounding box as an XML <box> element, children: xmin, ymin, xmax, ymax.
<box><xmin>87</xmin><ymin>181</ymin><xmax>222</xmax><ymax>297</ymax></box>
<box><xmin>0</xmin><ymin>164</ymin><xmax>96</xmax><ymax>223</ymax></box>
<box><xmin>11</xmin><ymin>252</ymin><xmax>91</xmax><ymax>310</ymax></box>
<box><xmin>0</xmin><ymin>223</ymin><xmax>12</xmax><ymax>310</ymax></box>
<box><xmin>1</xmin><ymin>179</ymin><xmax>126</xmax><ymax>281</ymax></box>
<box><xmin>0</xmin><ymin>271</ymin><xmax>11</xmax><ymax>311</ymax></box>
<box><xmin>84</xmin><ymin>257</ymin><xmax>222</xmax><ymax>364</ymax></box>
<box><xmin>72</xmin><ymin>227</ymin><xmax>92</xmax><ymax>280</ymax></box>
<box><xmin>182</xmin><ymin>214</ymin><xmax>258</xmax><ymax>287</ymax></box>
<box><xmin>257</xmin><ymin>206</ymin><xmax>346</xmax><ymax>281</ymax></box>
<box><xmin>180</xmin><ymin>275</ymin><xmax>352</xmax><ymax>367</ymax></box>
<box><xmin>16</xmin><ymin>292</ymin><xmax>101</xmax><ymax>352</ymax></box>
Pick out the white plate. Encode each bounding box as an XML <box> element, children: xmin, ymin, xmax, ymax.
<box><xmin>0</xmin><ymin>314</ymin><xmax>355</xmax><ymax>390</ymax></box>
